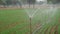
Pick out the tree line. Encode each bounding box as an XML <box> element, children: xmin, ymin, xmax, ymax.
<box><xmin>0</xmin><ymin>0</ymin><xmax>60</xmax><ymax>7</ymax></box>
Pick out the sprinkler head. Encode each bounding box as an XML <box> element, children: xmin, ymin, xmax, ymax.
<box><xmin>29</xmin><ymin>15</ymin><xmax>33</xmax><ymax>19</ymax></box>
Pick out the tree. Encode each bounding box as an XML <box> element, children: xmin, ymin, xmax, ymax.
<box><xmin>27</xmin><ymin>0</ymin><xmax>35</xmax><ymax>8</ymax></box>
<box><xmin>0</xmin><ymin>0</ymin><xmax>2</xmax><ymax>4</ymax></box>
<box><xmin>6</xmin><ymin>0</ymin><xmax>22</xmax><ymax>8</ymax></box>
<box><xmin>47</xmin><ymin>0</ymin><xmax>60</xmax><ymax>4</ymax></box>
<box><xmin>0</xmin><ymin>0</ymin><xmax>7</xmax><ymax>7</ymax></box>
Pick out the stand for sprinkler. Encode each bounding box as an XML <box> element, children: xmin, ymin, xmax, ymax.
<box><xmin>29</xmin><ymin>17</ymin><xmax>32</xmax><ymax>34</ymax></box>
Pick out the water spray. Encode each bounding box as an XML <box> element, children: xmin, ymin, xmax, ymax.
<box><xmin>19</xmin><ymin>0</ymin><xmax>58</xmax><ymax>34</ymax></box>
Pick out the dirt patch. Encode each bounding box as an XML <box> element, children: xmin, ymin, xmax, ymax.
<box><xmin>0</xmin><ymin>5</ymin><xmax>60</xmax><ymax>10</ymax></box>
<box><xmin>0</xmin><ymin>7</ymin><xmax>21</xmax><ymax>10</ymax></box>
<box><xmin>49</xmin><ymin>25</ymin><xmax>58</xmax><ymax>34</ymax></box>
<box><xmin>54</xmin><ymin>25</ymin><xmax>58</xmax><ymax>34</ymax></box>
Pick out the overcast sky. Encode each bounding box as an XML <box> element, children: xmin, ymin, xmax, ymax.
<box><xmin>36</xmin><ymin>0</ymin><xmax>45</xmax><ymax>1</ymax></box>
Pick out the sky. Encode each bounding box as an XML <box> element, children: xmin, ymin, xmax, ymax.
<box><xmin>36</xmin><ymin>0</ymin><xmax>45</xmax><ymax>2</ymax></box>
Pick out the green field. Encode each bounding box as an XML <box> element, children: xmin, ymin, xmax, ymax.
<box><xmin>0</xmin><ymin>8</ymin><xmax>60</xmax><ymax>34</ymax></box>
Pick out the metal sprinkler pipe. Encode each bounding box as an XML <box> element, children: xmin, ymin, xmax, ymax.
<box><xmin>29</xmin><ymin>17</ymin><xmax>32</xmax><ymax>34</ymax></box>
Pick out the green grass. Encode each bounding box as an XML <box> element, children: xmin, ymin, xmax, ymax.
<box><xmin>0</xmin><ymin>8</ymin><xmax>60</xmax><ymax>34</ymax></box>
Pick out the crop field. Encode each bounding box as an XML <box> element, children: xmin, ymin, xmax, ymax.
<box><xmin>0</xmin><ymin>7</ymin><xmax>60</xmax><ymax>34</ymax></box>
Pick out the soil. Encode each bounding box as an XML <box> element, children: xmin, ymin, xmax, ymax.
<box><xmin>49</xmin><ymin>25</ymin><xmax>57</xmax><ymax>34</ymax></box>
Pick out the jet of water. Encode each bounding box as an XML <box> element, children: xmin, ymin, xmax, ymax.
<box><xmin>32</xmin><ymin>5</ymin><xmax>58</xmax><ymax>34</ymax></box>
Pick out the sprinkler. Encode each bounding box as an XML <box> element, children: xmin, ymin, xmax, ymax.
<box><xmin>29</xmin><ymin>17</ymin><xmax>32</xmax><ymax>34</ymax></box>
